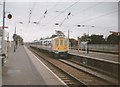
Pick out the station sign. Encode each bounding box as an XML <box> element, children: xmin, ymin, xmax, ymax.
<box><xmin>0</xmin><ymin>26</ymin><xmax>8</xmax><ymax>36</ymax></box>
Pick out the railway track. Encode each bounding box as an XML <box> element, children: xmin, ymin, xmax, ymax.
<box><xmin>59</xmin><ymin>59</ymin><xmax>118</xmax><ymax>85</ymax></box>
<box><xmin>29</xmin><ymin>46</ymin><xmax>116</xmax><ymax>86</ymax></box>
<box><xmin>29</xmin><ymin>48</ymin><xmax>88</xmax><ymax>87</ymax></box>
<box><xmin>29</xmin><ymin>47</ymin><xmax>85</xmax><ymax>87</ymax></box>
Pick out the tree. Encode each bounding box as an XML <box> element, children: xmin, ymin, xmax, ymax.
<box><xmin>80</xmin><ymin>34</ymin><xmax>106</xmax><ymax>44</ymax></box>
<box><xmin>89</xmin><ymin>34</ymin><xmax>106</xmax><ymax>44</ymax></box>
<box><xmin>13</xmin><ymin>34</ymin><xmax>24</xmax><ymax>46</ymax></box>
<box><xmin>107</xmin><ymin>34</ymin><xmax>119</xmax><ymax>44</ymax></box>
<box><xmin>69</xmin><ymin>38</ymin><xmax>77</xmax><ymax>48</ymax></box>
<box><xmin>80</xmin><ymin>33</ymin><xmax>89</xmax><ymax>42</ymax></box>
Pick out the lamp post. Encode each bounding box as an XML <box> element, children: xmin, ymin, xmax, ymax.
<box><xmin>2</xmin><ymin>0</ymin><xmax>5</xmax><ymax>57</ymax></box>
<box><xmin>67</xmin><ymin>29</ymin><xmax>73</xmax><ymax>49</ymax></box>
<box><xmin>0</xmin><ymin>0</ymin><xmax>5</xmax><ymax>86</ymax></box>
<box><xmin>2</xmin><ymin>0</ymin><xmax>12</xmax><ymax>64</ymax></box>
<box><xmin>67</xmin><ymin>29</ymin><xmax>72</xmax><ymax>40</ymax></box>
<box><xmin>14</xmin><ymin>22</ymin><xmax>23</xmax><ymax>34</ymax></box>
<box><xmin>64</xmin><ymin>29</ymin><xmax>72</xmax><ymax>48</ymax></box>
<box><xmin>77</xmin><ymin>24</ymin><xmax>95</xmax><ymax>53</ymax></box>
<box><xmin>77</xmin><ymin>37</ymin><xmax>80</xmax><ymax>52</ymax></box>
<box><xmin>2</xmin><ymin>0</ymin><xmax>12</xmax><ymax>55</ymax></box>
<box><xmin>0</xmin><ymin>0</ymin><xmax>12</xmax><ymax>86</ymax></box>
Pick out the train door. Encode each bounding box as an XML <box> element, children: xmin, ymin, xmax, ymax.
<box><xmin>59</xmin><ymin>38</ymin><xmax>64</xmax><ymax>51</ymax></box>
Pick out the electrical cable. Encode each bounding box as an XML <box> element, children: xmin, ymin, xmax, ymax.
<box><xmin>30</xmin><ymin>2</ymin><xmax>69</xmax><ymax>41</ymax></box>
<box><xmin>46</xmin><ymin>0</ymin><xmax>80</xmax><ymax>25</ymax></box>
<box><xmin>37</xmin><ymin>10</ymin><xmax>48</xmax><ymax>25</ymax></box>
<box><xmin>72</xmin><ymin>2</ymin><xmax>104</xmax><ymax>18</ymax></box>
<box><xmin>59</xmin><ymin>12</ymin><xmax>71</xmax><ymax>26</ymax></box>
<box><xmin>29</xmin><ymin>2</ymin><xmax>61</xmax><ymax>41</ymax></box>
<box><xmin>80</xmin><ymin>9</ymin><xmax>118</xmax><ymax>23</ymax></box>
<box><xmin>28</xmin><ymin>1</ymin><xmax>37</xmax><ymax>23</ymax></box>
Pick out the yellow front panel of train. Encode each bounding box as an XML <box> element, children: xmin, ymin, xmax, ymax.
<box><xmin>54</xmin><ymin>38</ymin><xmax>69</xmax><ymax>52</ymax></box>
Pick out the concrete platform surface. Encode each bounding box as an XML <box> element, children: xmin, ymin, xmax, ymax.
<box><xmin>68</xmin><ymin>49</ymin><xmax>119</xmax><ymax>64</ymax></box>
<box><xmin>2</xmin><ymin>46</ymin><xmax>66</xmax><ymax>86</ymax></box>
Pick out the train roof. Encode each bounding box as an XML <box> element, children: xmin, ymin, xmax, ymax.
<box><xmin>40</xmin><ymin>35</ymin><xmax>66</xmax><ymax>40</ymax></box>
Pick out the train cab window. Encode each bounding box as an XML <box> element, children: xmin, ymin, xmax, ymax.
<box><xmin>55</xmin><ymin>39</ymin><xmax>59</xmax><ymax>46</ymax></box>
<box><xmin>60</xmin><ymin>39</ymin><xmax>63</xmax><ymax>46</ymax></box>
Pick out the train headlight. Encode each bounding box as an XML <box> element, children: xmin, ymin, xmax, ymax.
<box><xmin>55</xmin><ymin>51</ymin><xmax>59</xmax><ymax>54</ymax></box>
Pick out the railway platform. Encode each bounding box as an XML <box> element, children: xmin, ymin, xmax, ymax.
<box><xmin>32</xmin><ymin>45</ymin><xmax>119</xmax><ymax>63</ymax></box>
<box><xmin>68</xmin><ymin>49</ymin><xmax>119</xmax><ymax>63</ymax></box>
<box><xmin>2</xmin><ymin>46</ymin><xmax>66</xmax><ymax>86</ymax></box>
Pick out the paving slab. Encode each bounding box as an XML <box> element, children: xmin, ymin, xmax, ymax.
<box><xmin>68</xmin><ymin>49</ymin><xmax>119</xmax><ymax>63</ymax></box>
<box><xmin>2</xmin><ymin>46</ymin><xmax>66</xmax><ymax>86</ymax></box>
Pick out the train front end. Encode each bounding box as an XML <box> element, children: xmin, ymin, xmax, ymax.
<box><xmin>53</xmin><ymin>37</ymin><xmax>69</xmax><ymax>58</ymax></box>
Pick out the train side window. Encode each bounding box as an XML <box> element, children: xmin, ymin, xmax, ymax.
<box><xmin>41</xmin><ymin>41</ymin><xmax>42</xmax><ymax>45</ymax></box>
<box><xmin>49</xmin><ymin>41</ymin><xmax>51</xmax><ymax>45</ymax></box>
<box><xmin>60</xmin><ymin>40</ymin><xmax>63</xmax><ymax>46</ymax></box>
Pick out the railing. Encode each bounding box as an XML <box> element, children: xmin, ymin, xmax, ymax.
<box><xmin>71</xmin><ymin>44</ymin><xmax>118</xmax><ymax>54</ymax></box>
<box><xmin>88</xmin><ymin>44</ymin><xmax>118</xmax><ymax>52</ymax></box>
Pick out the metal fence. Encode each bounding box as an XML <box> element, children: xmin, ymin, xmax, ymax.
<box><xmin>88</xmin><ymin>44</ymin><xmax>118</xmax><ymax>52</ymax></box>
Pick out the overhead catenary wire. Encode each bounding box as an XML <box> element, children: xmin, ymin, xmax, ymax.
<box><xmin>32</xmin><ymin>1</ymin><xmax>78</xmax><ymax>27</ymax></box>
<box><xmin>29</xmin><ymin>2</ymin><xmax>59</xmax><ymax>41</ymax></box>
<box><xmin>30</xmin><ymin>1</ymin><xmax>117</xmax><ymax>42</ymax></box>
<box><xmin>30</xmin><ymin>2</ymin><xmax>76</xmax><ymax>41</ymax></box>
<box><xmin>34</xmin><ymin>2</ymin><xmax>59</xmax><ymax>26</ymax></box>
<box><xmin>75</xmin><ymin>9</ymin><xmax>118</xmax><ymax>37</ymax></box>
<box><xmin>29</xmin><ymin>2</ymin><xmax>60</xmax><ymax>41</ymax></box>
<box><xmin>28</xmin><ymin>1</ymin><xmax>37</xmax><ymax>23</ymax></box>
<box><xmin>44</xmin><ymin>2</ymin><xmax>104</xmax><ymax>29</ymax></box>
<box><xmin>37</xmin><ymin>10</ymin><xmax>48</xmax><ymax>25</ymax></box>
<box><xmin>25</xmin><ymin>1</ymin><xmax>37</xmax><ymax>42</ymax></box>
<box><xmin>29</xmin><ymin>10</ymin><xmax>48</xmax><ymax>41</ymax></box>
<box><xmin>34</xmin><ymin>10</ymin><xmax>48</xmax><ymax>30</ymax></box>
<box><xmin>37</xmin><ymin>2</ymin><xmax>59</xmax><ymax>24</ymax></box>
<box><xmin>31</xmin><ymin>1</ymin><xmax>103</xmax><ymax>41</ymax></box>
<box><xmin>28</xmin><ymin>9</ymin><xmax>32</xmax><ymax>23</ymax></box>
<box><xmin>61</xmin><ymin>2</ymin><xmax>105</xmax><ymax>26</ymax></box>
<box><xmin>80</xmin><ymin>9</ymin><xmax>118</xmax><ymax>24</ymax></box>
<box><xmin>59</xmin><ymin>12</ymin><xmax>71</xmax><ymax>26</ymax></box>
<box><xmin>46</xmin><ymin>0</ymin><xmax>80</xmax><ymax>25</ymax></box>
<box><xmin>61</xmin><ymin>2</ymin><xmax>117</xmax><ymax>28</ymax></box>
<box><xmin>48</xmin><ymin>2</ymin><xmax>59</xmax><ymax>11</ymax></box>
<box><xmin>71</xmin><ymin>2</ymin><xmax>104</xmax><ymax>18</ymax></box>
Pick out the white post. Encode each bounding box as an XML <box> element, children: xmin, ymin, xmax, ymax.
<box><xmin>0</xmin><ymin>58</ymin><xmax>1</xmax><ymax>87</ymax></box>
<box><xmin>68</xmin><ymin>29</ymin><xmax>69</xmax><ymax>40</ymax></box>
<box><xmin>86</xmin><ymin>42</ymin><xmax>88</xmax><ymax>53</ymax></box>
<box><xmin>0</xmin><ymin>0</ymin><xmax>5</xmax><ymax>86</ymax></box>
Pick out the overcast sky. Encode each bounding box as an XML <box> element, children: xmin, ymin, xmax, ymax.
<box><xmin>0</xmin><ymin>0</ymin><xmax>119</xmax><ymax>42</ymax></box>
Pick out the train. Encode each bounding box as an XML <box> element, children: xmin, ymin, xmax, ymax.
<box><xmin>30</xmin><ymin>33</ymin><xmax>69</xmax><ymax>58</ymax></box>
